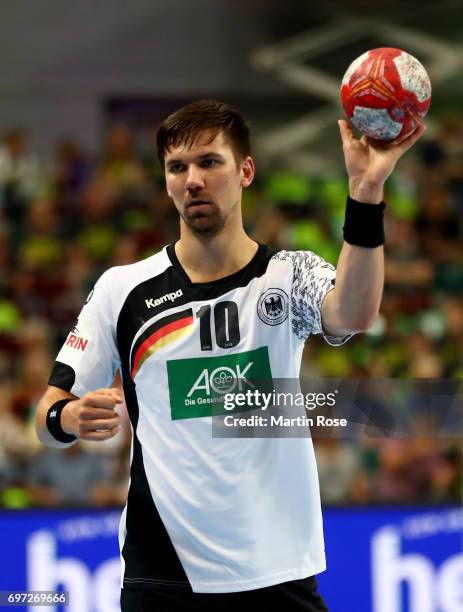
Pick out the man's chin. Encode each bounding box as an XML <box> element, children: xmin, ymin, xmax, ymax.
<box><xmin>183</xmin><ymin>214</ymin><xmax>225</xmax><ymax>236</ymax></box>
<box><xmin>188</xmin><ymin>222</ymin><xmax>225</xmax><ymax>237</ymax></box>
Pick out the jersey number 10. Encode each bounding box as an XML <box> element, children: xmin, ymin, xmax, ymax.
<box><xmin>197</xmin><ymin>301</ymin><xmax>240</xmax><ymax>350</ymax></box>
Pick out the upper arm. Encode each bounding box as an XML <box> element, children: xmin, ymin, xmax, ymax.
<box><xmin>48</xmin><ymin>271</ymin><xmax>120</xmax><ymax>397</ymax></box>
<box><xmin>273</xmin><ymin>249</ymin><xmax>355</xmax><ymax>346</ymax></box>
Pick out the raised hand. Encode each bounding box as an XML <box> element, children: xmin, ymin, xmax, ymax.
<box><xmin>338</xmin><ymin>119</ymin><xmax>426</xmax><ymax>203</ymax></box>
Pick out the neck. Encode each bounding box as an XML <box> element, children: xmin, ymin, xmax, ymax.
<box><xmin>175</xmin><ymin>224</ymin><xmax>258</xmax><ymax>284</ymax></box>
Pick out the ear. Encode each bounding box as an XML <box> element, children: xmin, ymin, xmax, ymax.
<box><xmin>240</xmin><ymin>156</ymin><xmax>255</xmax><ymax>189</ymax></box>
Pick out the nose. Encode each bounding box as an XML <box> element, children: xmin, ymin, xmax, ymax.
<box><xmin>185</xmin><ymin>164</ymin><xmax>205</xmax><ymax>192</ymax></box>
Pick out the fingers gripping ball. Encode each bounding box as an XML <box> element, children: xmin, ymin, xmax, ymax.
<box><xmin>340</xmin><ymin>47</ymin><xmax>431</xmax><ymax>141</ymax></box>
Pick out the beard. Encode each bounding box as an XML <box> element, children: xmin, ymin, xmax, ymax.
<box><xmin>180</xmin><ymin>203</ymin><xmax>227</xmax><ymax>237</ymax></box>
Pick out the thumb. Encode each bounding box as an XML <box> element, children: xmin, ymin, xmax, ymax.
<box><xmin>95</xmin><ymin>387</ymin><xmax>123</xmax><ymax>403</ymax></box>
<box><xmin>338</xmin><ymin>119</ymin><xmax>354</xmax><ymax>145</ymax></box>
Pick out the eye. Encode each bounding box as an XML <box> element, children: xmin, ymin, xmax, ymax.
<box><xmin>168</xmin><ymin>163</ymin><xmax>186</xmax><ymax>174</ymax></box>
<box><xmin>200</xmin><ymin>159</ymin><xmax>219</xmax><ymax>168</ymax></box>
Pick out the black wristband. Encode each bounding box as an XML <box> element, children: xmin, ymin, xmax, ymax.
<box><xmin>46</xmin><ymin>399</ymin><xmax>77</xmax><ymax>443</ymax></box>
<box><xmin>343</xmin><ymin>196</ymin><xmax>386</xmax><ymax>247</ymax></box>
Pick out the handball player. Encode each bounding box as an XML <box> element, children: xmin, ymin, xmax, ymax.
<box><xmin>35</xmin><ymin>100</ymin><xmax>425</xmax><ymax>611</ymax></box>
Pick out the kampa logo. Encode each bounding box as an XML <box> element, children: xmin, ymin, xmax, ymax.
<box><xmin>145</xmin><ymin>289</ymin><xmax>183</xmax><ymax>309</ymax></box>
<box><xmin>187</xmin><ymin>362</ymin><xmax>254</xmax><ymax>397</ymax></box>
<box><xmin>167</xmin><ymin>347</ymin><xmax>273</xmax><ymax>420</ymax></box>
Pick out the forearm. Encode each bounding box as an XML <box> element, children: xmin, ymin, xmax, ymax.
<box><xmin>36</xmin><ymin>385</ymin><xmax>121</xmax><ymax>448</ymax></box>
<box><xmin>329</xmin><ymin>179</ymin><xmax>385</xmax><ymax>330</ymax></box>
<box><xmin>35</xmin><ymin>386</ymin><xmax>79</xmax><ymax>449</ymax></box>
<box><xmin>349</xmin><ymin>178</ymin><xmax>384</xmax><ymax>204</ymax></box>
<box><xmin>328</xmin><ymin>116</ymin><xmax>426</xmax><ymax>333</ymax></box>
<box><xmin>332</xmin><ymin>240</ymin><xmax>384</xmax><ymax>331</ymax></box>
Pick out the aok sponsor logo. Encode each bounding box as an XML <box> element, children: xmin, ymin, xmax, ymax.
<box><xmin>145</xmin><ymin>289</ymin><xmax>183</xmax><ymax>309</ymax></box>
<box><xmin>167</xmin><ymin>347</ymin><xmax>273</xmax><ymax>420</ymax></box>
<box><xmin>187</xmin><ymin>362</ymin><xmax>254</xmax><ymax>397</ymax></box>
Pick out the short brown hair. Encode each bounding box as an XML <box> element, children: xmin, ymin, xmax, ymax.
<box><xmin>156</xmin><ymin>100</ymin><xmax>251</xmax><ymax>166</ymax></box>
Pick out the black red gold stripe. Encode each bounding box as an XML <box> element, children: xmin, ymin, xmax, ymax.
<box><xmin>131</xmin><ymin>309</ymin><xmax>193</xmax><ymax>378</ymax></box>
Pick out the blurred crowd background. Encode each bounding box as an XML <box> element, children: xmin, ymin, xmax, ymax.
<box><xmin>0</xmin><ymin>109</ymin><xmax>461</xmax><ymax>509</ymax></box>
<box><xmin>0</xmin><ymin>0</ymin><xmax>463</xmax><ymax>508</ymax></box>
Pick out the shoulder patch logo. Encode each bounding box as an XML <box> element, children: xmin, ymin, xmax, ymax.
<box><xmin>257</xmin><ymin>288</ymin><xmax>289</xmax><ymax>326</ymax></box>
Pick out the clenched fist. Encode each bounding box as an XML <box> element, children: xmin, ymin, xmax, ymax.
<box><xmin>61</xmin><ymin>388</ymin><xmax>122</xmax><ymax>441</ymax></box>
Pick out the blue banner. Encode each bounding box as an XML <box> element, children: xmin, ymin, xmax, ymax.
<box><xmin>0</xmin><ymin>507</ymin><xmax>461</xmax><ymax>611</ymax></box>
<box><xmin>318</xmin><ymin>507</ymin><xmax>463</xmax><ymax>612</ymax></box>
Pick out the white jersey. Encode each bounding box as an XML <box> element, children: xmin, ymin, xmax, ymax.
<box><xmin>49</xmin><ymin>242</ymin><xmax>351</xmax><ymax>593</ymax></box>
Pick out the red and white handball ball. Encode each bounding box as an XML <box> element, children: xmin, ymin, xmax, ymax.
<box><xmin>340</xmin><ymin>47</ymin><xmax>431</xmax><ymax>141</ymax></box>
